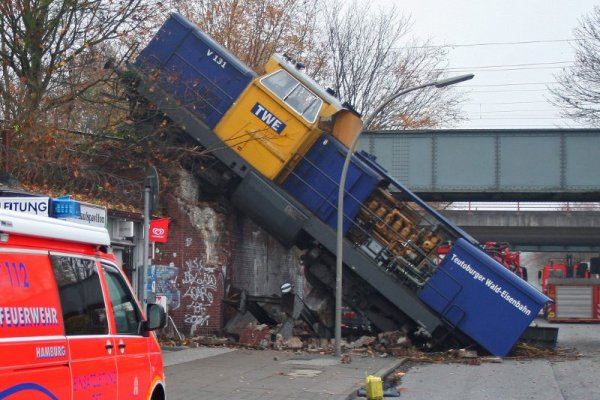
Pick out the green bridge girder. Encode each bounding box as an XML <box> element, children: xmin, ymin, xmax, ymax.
<box><xmin>359</xmin><ymin>128</ymin><xmax>600</xmax><ymax>202</ymax></box>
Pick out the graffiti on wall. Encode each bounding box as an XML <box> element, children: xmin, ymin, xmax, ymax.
<box><xmin>154</xmin><ymin>264</ymin><xmax>181</xmax><ymax>310</ymax></box>
<box><xmin>182</xmin><ymin>257</ymin><xmax>221</xmax><ymax>335</ymax></box>
<box><xmin>153</xmin><ymin>259</ymin><xmax>222</xmax><ymax>335</ymax></box>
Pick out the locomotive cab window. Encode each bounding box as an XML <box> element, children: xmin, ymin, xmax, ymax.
<box><xmin>261</xmin><ymin>70</ymin><xmax>323</xmax><ymax>123</ymax></box>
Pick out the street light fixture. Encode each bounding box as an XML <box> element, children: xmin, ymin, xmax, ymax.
<box><xmin>334</xmin><ymin>73</ymin><xmax>474</xmax><ymax>356</ymax></box>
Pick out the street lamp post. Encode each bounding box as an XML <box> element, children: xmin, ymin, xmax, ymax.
<box><xmin>334</xmin><ymin>74</ymin><xmax>474</xmax><ymax>356</ymax></box>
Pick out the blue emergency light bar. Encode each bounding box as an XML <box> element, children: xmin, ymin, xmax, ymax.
<box><xmin>51</xmin><ymin>196</ymin><xmax>81</xmax><ymax>219</ymax></box>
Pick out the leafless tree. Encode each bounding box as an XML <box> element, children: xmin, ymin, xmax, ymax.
<box><xmin>0</xmin><ymin>0</ymin><xmax>174</xmax><ymax>200</ymax></box>
<box><xmin>318</xmin><ymin>0</ymin><xmax>466</xmax><ymax>129</ymax></box>
<box><xmin>167</xmin><ymin>0</ymin><xmax>324</xmax><ymax>72</ymax></box>
<box><xmin>0</xmin><ymin>0</ymin><xmax>166</xmax><ymax>137</ymax></box>
<box><xmin>551</xmin><ymin>6</ymin><xmax>600</xmax><ymax>126</ymax></box>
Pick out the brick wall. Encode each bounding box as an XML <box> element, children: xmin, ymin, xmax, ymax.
<box><xmin>152</xmin><ymin>170</ymin><xmax>307</xmax><ymax>337</ymax></box>
<box><xmin>151</xmin><ymin>171</ymin><xmax>231</xmax><ymax>336</ymax></box>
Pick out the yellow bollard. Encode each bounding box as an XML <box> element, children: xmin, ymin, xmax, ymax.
<box><xmin>365</xmin><ymin>375</ymin><xmax>384</xmax><ymax>400</ymax></box>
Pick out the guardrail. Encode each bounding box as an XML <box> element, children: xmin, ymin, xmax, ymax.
<box><xmin>447</xmin><ymin>202</ymin><xmax>600</xmax><ymax>212</ymax></box>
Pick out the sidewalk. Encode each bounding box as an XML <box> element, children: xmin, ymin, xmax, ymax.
<box><xmin>163</xmin><ymin>346</ymin><xmax>403</xmax><ymax>400</ymax></box>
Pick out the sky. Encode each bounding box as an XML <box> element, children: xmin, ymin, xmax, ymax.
<box><xmin>373</xmin><ymin>0</ymin><xmax>599</xmax><ymax>129</ymax></box>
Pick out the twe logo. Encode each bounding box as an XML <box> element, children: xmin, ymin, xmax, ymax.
<box><xmin>251</xmin><ymin>103</ymin><xmax>286</xmax><ymax>134</ymax></box>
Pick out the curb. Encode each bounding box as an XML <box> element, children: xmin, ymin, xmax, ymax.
<box><xmin>344</xmin><ymin>357</ymin><xmax>407</xmax><ymax>400</ymax></box>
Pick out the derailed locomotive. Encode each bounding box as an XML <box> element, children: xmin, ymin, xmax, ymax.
<box><xmin>129</xmin><ymin>13</ymin><xmax>549</xmax><ymax>356</ymax></box>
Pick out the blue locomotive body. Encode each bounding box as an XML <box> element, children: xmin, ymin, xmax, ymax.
<box><xmin>135</xmin><ymin>13</ymin><xmax>256</xmax><ymax>128</ymax></box>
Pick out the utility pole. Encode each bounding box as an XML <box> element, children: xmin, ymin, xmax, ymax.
<box><xmin>141</xmin><ymin>166</ymin><xmax>159</xmax><ymax>310</ymax></box>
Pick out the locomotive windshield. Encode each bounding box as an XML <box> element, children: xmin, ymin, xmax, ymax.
<box><xmin>261</xmin><ymin>70</ymin><xmax>322</xmax><ymax>123</ymax></box>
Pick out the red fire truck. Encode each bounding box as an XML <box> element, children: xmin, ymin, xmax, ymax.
<box><xmin>0</xmin><ymin>209</ymin><xmax>168</xmax><ymax>399</ymax></box>
<box><xmin>541</xmin><ymin>256</ymin><xmax>600</xmax><ymax>323</ymax></box>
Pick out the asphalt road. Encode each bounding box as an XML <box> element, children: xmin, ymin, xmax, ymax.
<box><xmin>397</xmin><ymin>319</ymin><xmax>600</xmax><ymax>400</ymax></box>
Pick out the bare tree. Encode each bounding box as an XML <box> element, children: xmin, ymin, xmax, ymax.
<box><xmin>167</xmin><ymin>0</ymin><xmax>324</xmax><ymax>72</ymax></box>
<box><xmin>0</xmin><ymin>0</ymin><xmax>165</xmax><ymax>136</ymax></box>
<box><xmin>318</xmin><ymin>0</ymin><xmax>465</xmax><ymax>129</ymax></box>
<box><xmin>0</xmin><ymin>0</ymin><xmax>176</xmax><ymax>201</ymax></box>
<box><xmin>551</xmin><ymin>6</ymin><xmax>600</xmax><ymax>126</ymax></box>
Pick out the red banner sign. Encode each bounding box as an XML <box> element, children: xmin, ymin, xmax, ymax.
<box><xmin>149</xmin><ymin>218</ymin><xmax>170</xmax><ymax>243</ymax></box>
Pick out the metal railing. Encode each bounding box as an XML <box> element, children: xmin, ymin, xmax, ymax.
<box><xmin>449</xmin><ymin>202</ymin><xmax>600</xmax><ymax>212</ymax></box>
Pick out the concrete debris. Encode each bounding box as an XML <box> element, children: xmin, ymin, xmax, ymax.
<box><xmin>388</xmin><ymin>346</ymin><xmax>423</xmax><ymax>358</ymax></box>
<box><xmin>377</xmin><ymin>331</ymin><xmax>411</xmax><ymax>347</ymax></box>
<box><xmin>458</xmin><ymin>348</ymin><xmax>479</xmax><ymax>359</ymax></box>
<box><xmin>239</xmin><ymin>323</ymin><xmax>271</xmax><ymax>347</ymax></box>
<box><xmin>390</xmin><ymin>371</ymin><xmax>406</xmax><ymax>380</ymax></box>
<box><xmin>284</xmin><ymin>336</ymin><xmax>304</xmax><ymax>350</ymax></box>
<box><xmin>348</xmin><ymin>336</ymin><xmax>376</xmax><ymax>349</ymax></box>
<box><xmin>160</xmin><ymin>327</ymin><xmax>578</xmax><ymax>365</ymax></box>
<box><xmin>340</xmin><ymin>354</ymin><xmax>352</xmax><ymax>364</ymax></box>
<box><xmin>273</xmin><ymin>333</ymin><xmax>284</xmax><ymax>350</ymax></box>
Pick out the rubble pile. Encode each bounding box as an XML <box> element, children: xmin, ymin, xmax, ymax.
<box><xmin>160</xmin><ymin>323</ymin><xmax>578</xmax><ymax>363</ymax></box>
<box><xmin>160</xmin><ymin>324</ymin><xmax>421</xmax><ymax>357</ymax></box>
<box><xmin>508</xmin><ymin>342</ymin><xmax>581</xmax><ymax>361</ymax></box>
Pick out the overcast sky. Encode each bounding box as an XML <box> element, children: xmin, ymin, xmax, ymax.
<box><xmin>374</xmin><ymin>1</ymin><xmax>598</xmax><ymax>129</ymax></box>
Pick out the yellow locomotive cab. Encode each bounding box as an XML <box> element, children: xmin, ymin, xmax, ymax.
<box><xmin>214</xmin><ymin>54</ymin><xmax>358</xmax><ymax>182</ymax></box>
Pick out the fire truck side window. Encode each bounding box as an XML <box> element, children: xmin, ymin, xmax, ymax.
<box><xmin>50</xmin><ymin>255</ymin><xmax>108</xmax><ymax>335</ymax></box>
<box><xmin>101</xmin><ymin>262</ymin><xmax>143</xmax><ymax>335</ymax></box>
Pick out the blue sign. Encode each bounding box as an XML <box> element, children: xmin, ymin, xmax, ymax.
<box><xmin>251</xmin><ymin>103</ymin><xmax>286</xmax><ymax>134</ymax></box>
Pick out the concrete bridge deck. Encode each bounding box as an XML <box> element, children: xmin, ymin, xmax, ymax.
<box><xmin>441</xmin><ymin>209</ymin><xmax>600</xmax><ymax>251</ymax></box>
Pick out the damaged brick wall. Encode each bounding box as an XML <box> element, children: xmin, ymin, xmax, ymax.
<box><xmin>152</xmin><ymin>170</ymin><xmax>309</xmax><ymax>337</ymax></box>
<box><xmin>230</xmin><ymin>212</ymin><xmax>305</xmax><ymax>298</ymax></box>
<box><xmin>152</xmin><ymin>170</ymin><xmax>231</xmax><ymax>336</ymax></box>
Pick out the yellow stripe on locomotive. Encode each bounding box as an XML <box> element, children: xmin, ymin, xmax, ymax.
<box><xmin>214</xmin><ymin>53</ymin><xmax>362</xmax><ymax>182</ymax></box>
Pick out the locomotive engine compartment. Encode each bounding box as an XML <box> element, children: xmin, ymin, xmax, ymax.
<box><xmin>349</xmin><ymin>187</ymin><xmax>449</xmax><ymax>289</ymax></box>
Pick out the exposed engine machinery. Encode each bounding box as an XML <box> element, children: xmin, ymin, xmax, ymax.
<box><xmin>349</xmin><ymin>187</ymin><xmax>445</xmax><ymax>288</ymax></box>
